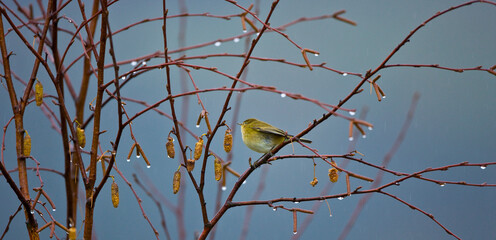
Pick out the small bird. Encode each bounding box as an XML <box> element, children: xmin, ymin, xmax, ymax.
<box><xmin>239</xmin><ymin>118</ymin><xmax>312</xmax><ymax>153</ymax></box>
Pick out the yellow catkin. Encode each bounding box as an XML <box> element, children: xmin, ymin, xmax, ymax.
<box><xmin>35</xmin><ymin>80</ymin><xmax>43</xmax><ymax>106</ymax></box>
<box><xmin>310</xmin><ymin>177</ymin><xmax>318</xmax><ymax>187</ymax></box>
<box><xmin>223</xmin><ymin>129</ymin><xmax>232</xmax><ymax>153</ymax></box>
<box><xmin>328</xmin><ymin>168</ymin><xmax>339</xmax><ymax>183</ymax></box>
<box><xmin>173</xmin><ymin>170</ymin><xmax>181</xmax><ymax>194</ymax></box>
<box><xmin>166</xmin><ymin>137</ymin><xmax>175</xmax><ymax>158</ymax></box>
<box><xmin>214</xmin><ymin>158</ymin><xmax>222</xmax><ymax>181</ymax></box>
<box><xmin>111</xmin><ymin>181</ymin><xmax>119</xmax><ymax>208</ymax></box>
<box><xmin>68</xmin><ymin>227</ymin><xmax>76</xmax><ymax>240</ymax></box>
<box><xmin>76</xmin><ymin>126</ymin><xmax>86</xmax><ymax>148</ymax></box>
<box><xmin>23</xmin><ymin>131</ymin><xmax>31</xmax><ymax>156</ymax></box>
<box><xmin>194</xmin><ymin>137</ymin><xmax>203</xmax><ymax>160</ymax></box>
<box><xmin>186</xmin><ymin>159</ymin><xmax>195</xmax><ymax>172</ymax></box>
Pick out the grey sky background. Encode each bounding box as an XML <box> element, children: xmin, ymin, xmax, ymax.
<box><xmin>0</xmin><ymin>1</ymin><xmax>495</xmax><ymax>239</ymax></box>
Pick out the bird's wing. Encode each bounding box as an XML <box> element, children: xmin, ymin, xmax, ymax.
<box><xmin>253</xmin><ymin>126</ymin><xmax>287</xmax><ymax>137</ymax></box>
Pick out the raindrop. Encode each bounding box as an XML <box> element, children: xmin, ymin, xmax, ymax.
<box><xmin>142</xmin><ymin>61</ymin><xmax>147</xmax><ymax>66</ymax></box>
<box><xmin>131</xmin><ymin>61</ymin><xmax>138</xmax><ymax>66</ymax></box>
<box><xmin>146</xmin><ymin>165</ymin><xmax>151</xmax><ymax>169</ymax></box>
<box><xmin>481</xmin><ymin>165</ymin><xmax>487</xmax><ymax>170</ymax></box>
<box><xmin>382</xmin><ymin>96</ymin><xmax>386</xmax><ymax>99</ymax></box>
<box><xmin>126</xmin><ymin>158</ymin><xmax>131</xmax><ymax>162</ymax></box>
<box><xmin>280</xmin><ymin>93</ymin><xmax>286</xmax><ymax>98</ymax></box>
<box><xmin>214</xmin><ymin>41</ymin><xmax>221</xmax><ymax>47</ymax></box>
<box><xmin>314</xmin><ymin>53</ymin><xmax>319</xmax><ymax>57</ymax></box>
<box><xmin>273</xmin><ymin>208</ymin><xmax>277</xmax><ymax>211</ymax></box>
<box><xmin>329</xmin><ymin>214</ymin><xmax>333</xmax><ymax>217</ymax></box>
<box><xmin>68</xmin><ymin>19</ymin><xmax>73</xmax><ymax>23</ymax></box>
<box><xmin>293</xmin><ymin>232</ymin><xmax>297</xmax><ymax>235</ymax></box>
<box><xmin>243</xmin><ymin>180</ymin><xmax>247</xmax><ymax>184</ymax></box>
<box><xmin>349</xmin><ymin>111</ymin><xmax>356</xmax><ymax>116</ymax></box>
<box><xmin>348</xmin><ymin>137</ymin><xmax>354</xmax><ymax>141</ymax></box>
<box><xmin>79</xmin><ymin>146</ymin><xmax>83</xmax><ymax>149</ymax></box>
<box><xmin>362</xmin><ymin>135</ymin><xmax>367</xmax><ymax>139</ymax></box>
<box><xmin>342</xmin><ymin>73</ymin><xmax>348</xmax><ymax>76</ymax></box>
<box><xmin>233</xmin><ymin>38</ymin><xmax>240</xmax><ymax>43</ymax></box>
<box><xmin>256</xmin><ymin>33</ymin><xmax>260</xmax><ymax>36</ymax></box>
<box><xmin>196</xmin><ymin>124</ymin><xmax>200</xmax><ymax>128</ymax></box>
<box><xmin>294</xmin><ymin>201</ymin><xmax>299</xmax><ymax>204</ymax></box>
<box><xmin>338</xmin><ymin>197</ymin><xmax>344</xmax><ymax>200</ymax></box>
<box><xmin>439</xmin><ymin>183</ymin><xmax>446</xmax><ymax>187</ymax></box>
<box><xmin>368</xmin><ymin>126</ymin><xmax>373</xmax><ymax>131</ymax></box>
<box><xmin>40</xmin><ymin>213</ymin><xmax>43</xmax><ymax>217</ymax></box>
<box><xmin>121</xmin><ymin>76</ymin><xmax>126</xmax><ymax>80</ymax></box>
<box><xmin>30</xmin><ymin>210</ymin><xmax>35</xmax><ymax>214</ymax></box>
<box><xmin>136</xmin><ymin>155</ymin><xmax>141</xmax><ymax>159</ymax></box>
<box><xmin>221</xmin><ymin>186</ymin><xmax>227</xmax><ymax>191</ymax></box>
<box><xmin>395</xmin><ymin>182</ymin><xmax>400</xmax><ymax>186</ymax></box>
<box><xmin>52</xmin><ymin>208</ymin><xmax>56</xmax><ymax>212</ymax></box>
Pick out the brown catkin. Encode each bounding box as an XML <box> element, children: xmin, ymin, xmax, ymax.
<box><xmin>328</xmin><ymin>168</ymin><xmax>339</xmax><ymax>183</ymax></box>
<box><xmin>111</xmin><ymin>181</ymin><xmax>119</xmax><ymax>208</ymax></box>
<box><xmin>35</xmin><ymin>80</ymin><xmax>43</xmax><ymax>106</ymax></box>
<box><xmin>77</xmin><ymin>126</ymin><xmax>86</xmax><ymax>148</ymax></box>
<box><xmin>194</xmin><ymin>137</ymin><xmax>204</xmax><ymax>160</ymax></box>
<box><xmin>214</xmin><ymin>158</ymin><xmax>222</xmax><ymax>181</ymax></box>
<box><xmin>173</xmin><ymin>170</ymin><xmax>181</xmax><ymax>194</ymax></box>
<box><xmin>186</xmin><ymin>159</ymin><xmax>195</xmax><ymax>172</ymax></box>
<box><xmin>223</xmin><ymin>129</ymin><xmax>232</xmax><ymax>153</ymax></box>
<box><xmin>166</xmin><ymin>137</ymin><xmax>175</xmax><ymax>158</ymax></box>
<box><xmin>23</xmin><ymin>131</ymin><xmax>31</xmax><ymax>156</ymax></box>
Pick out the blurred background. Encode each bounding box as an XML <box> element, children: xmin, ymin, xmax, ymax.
<box><xmin>0</xmin><ymin>0</ymin><xmax>495</xmax><ymax>239</ymax></box>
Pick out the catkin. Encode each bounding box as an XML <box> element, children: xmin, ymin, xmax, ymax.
<box><xmin>35</xmin><ymin>80</ymin><xmax>43</xmax><ymax>106</ymax></box>
<box><xmin>111</xmin><ymin>181</ymin><xmax>119</xmax><ymax>208</ymax></box>
<box><xmin>173</xmin><ymin>170</ymin><xmax>181</xmax><ymax>194</ymax></box>
<box><xmin>223</xmin><ymin>129</ymin><xmax>232</xmax><ymax>153</ymax></box>
<box><xmin>186</xmin><ymin>159</ymin><xmax>195</xmax><ymax>172</ymax></box>
<box><xmin>23</xmin><ymin>131</ymin><xmax>31</xmax><ymax>156</ymax></box>
<box><xmin>194</xmin><ymin>137</ymin><xmax>203</xmax><ymax>160</ymax></box>
<box><xmin>214</xmin><ymin>158</ymin><xmax>222</xmax><ymax>181</ymax></box>
<box><xmin>310</xmin><ymin>177</ymin><xmax>318</xmax><ymax>187</ymax></box>
<box><xmin>166</xmin><ymin>137</ymin><xmax>175</xmax><ymax>158</ymax></box>
<box><xmin>328</xmin><ymin>168</ymin><xmax>339</xmax><ymax>183</ymax></box>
